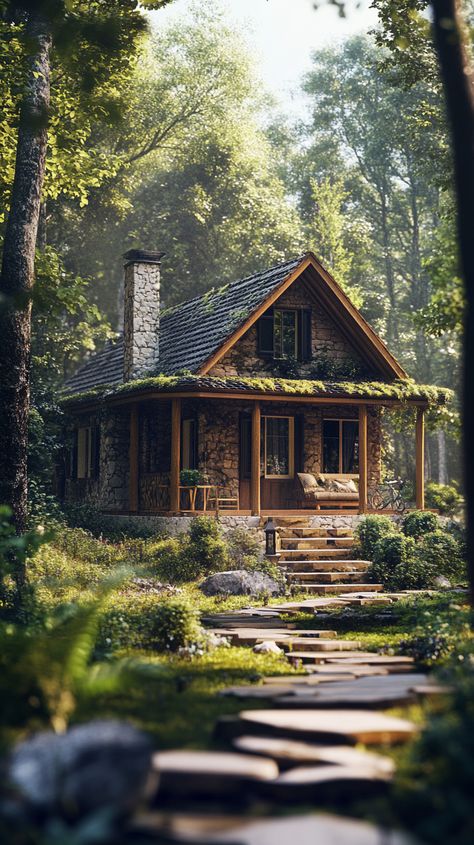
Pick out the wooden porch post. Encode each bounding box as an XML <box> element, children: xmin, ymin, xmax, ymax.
<box><xmin>358</xmin><ymin>404</ymin><xmax>368</xmax><ymax>514</ymax></box>
<box><xmin>416</xmin><ymin>407</ymin><xmax>425</xmax><ymax>510</ymax></box>
<box><xmin>170</xmin><ymin>398</ymin><xmax>181</xmax><ymax>513</ymax></box>
<box><xmin>129</xmin><ymin>404</ymin><xmax>139</xmax><ymax>513</ymax></box>
<box><xmin>251</xmin><ymin>402</ymin><xmax>261</xmax><ymax>516</ymax></box>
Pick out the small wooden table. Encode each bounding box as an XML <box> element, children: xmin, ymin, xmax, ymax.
<box><xmin>180</xmin><ymin>484</ymin><xmax>217</xmax><ymax>512</ymax></box>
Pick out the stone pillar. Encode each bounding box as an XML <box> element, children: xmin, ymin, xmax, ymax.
<box><xmin>416</xmin><ymin>407</ymin><xmax>425</xmax><ymax>510</ymax></box>
<box><xmin>123</xmin><ymin>249</ymin><xmax>164</xmax><ymax>381</ymax></box>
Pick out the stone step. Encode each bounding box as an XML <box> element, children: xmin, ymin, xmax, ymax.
<box><xmin>210</xmin><ymin>629</ymin><xmax>339</xmax><ymax>644</ymax></box>
<box><xmin>287</xmin><ymin>651</ymin><xmax>378</xmax><ymax>665</ymax></box>
<box><xmin>279</xmin><ymin>560</ymin><xmax>370</xmax><ymax>572</ymax></box>
<box><xmin>280</xmin><ymin>537</ymin><xmax>354</xmax><ymax>547</ymax></box>
<box><xmin>233</xmin><ymin>735</ymin><xmax>395</xmax><ymax>774</ymax></box>
<box><xmin>294</xmin><ymin>583</ymin><xmax>383</xmax><ymax>595</ymax></box>
<box><xmin>286</xmin><ymin>571</ymin><xmax>366</xmax><ymax>584</ymax></box>
<box><xmin>235</xmin><ymin>708</ymin><xmax>417</xmax><ymax>745</ymax></box>
<box><xmin>280</xmin><ymin>548</ymin><xmax>352</xmax><ymax>560</ymax></box>
<box><xmin>279</xmin><ymin>527</ymin><xmax>353</xmax><ymax>538</ymax></box>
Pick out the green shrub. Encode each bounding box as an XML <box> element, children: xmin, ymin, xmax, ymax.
<box><xmin>369</xmin><ymin>534</ymin><xmax>433</xmax><ymax>590</ymax></box>
<box><xmin>415</xmin><ymin>529</ymin><xmax>465</xmax><ymax>583</ymax></box>
<box><xmin>402</xmin><ymin>509</ymin><xmax>439</xmax><ymax>538</ymax></box>
<box><xmin>64</xmin><ymin>502</ymin><xmax>158</xmax><ymax>540</ymax></box>
<box><xmin>227</xmin><ymin>527</ymin><xmax>262</xmax><ymax>567</ymax></box>
<box><xmin>394</xmin><ymin>666</ymin><xmax>474</xmax><ymax>844</ymax></box>
<box><xmin>98</xmin><ymin>595</ymin><xmax>200</xmax><ymax>654</ymax></box>
<box><xmin>354</xmin><ymin>514</ymin><xmax>396</xmax><ymax>559</ymax></box>
<box><xmin>157</xmin><ymin>518</ymin><xmax>228</xmax><ymax>583</ymax></box>
<box><xmin>425</xmin><ymin>481</ymin><xmax>462</xmax><ymax>516</ymax></box>
<box><xmin>185</xmin><ymin>516</ymin><xmax>228</xmax><ymax>574</ymax></box>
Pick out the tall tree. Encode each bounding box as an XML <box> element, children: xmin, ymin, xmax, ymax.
<box><xmin>0</xmin><ymin>0</ymin><xmax>170</xmax><ymax>558</ymax></box>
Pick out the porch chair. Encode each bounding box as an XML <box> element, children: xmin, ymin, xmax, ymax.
<box><xmin>207</xmin><ymin>486</ymin><xmax>240</xmax><ymax>514</ymax></box>
<box><xmin>296</xmin><ymin>472</ymin><xmax>359</xmax><ymax>510</ymax></box>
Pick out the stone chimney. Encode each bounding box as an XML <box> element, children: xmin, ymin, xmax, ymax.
<box><xmin>123</xmin><ymin>249</ymin><xmax>164</xmax><ymax>381</ymax></box>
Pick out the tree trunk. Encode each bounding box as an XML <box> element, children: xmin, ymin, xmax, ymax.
<box><xmin>431</xmin><ymin>0</ymin><xmax>474</xmax><ymax>603</ymax></box>
<box><xmin>437</xmin><ymin>429</ymin><xmax>448</xmax><ymax>485</ymax></box>
<box><xmin>0</xmin><ymin>11</ymin><xmax>52</xmax><ymax>555</ymax></box>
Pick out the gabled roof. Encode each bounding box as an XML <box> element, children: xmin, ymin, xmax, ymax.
<box><xmin>64</xmin><ymin>252</ymin><xmax>406</xmax><ymax>394</ymax></box>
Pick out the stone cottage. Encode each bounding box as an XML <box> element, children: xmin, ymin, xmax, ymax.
<box><xmin>61</xmin><ymin>250</ymin><xmax>449</xmax><ymax>525</ymax></box>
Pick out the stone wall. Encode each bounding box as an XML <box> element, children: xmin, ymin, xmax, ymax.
<box><xmin>65</xmin><ymin>398</ymin><xmax>382</xmax><ymax>512</ymax></box>
<box><xmin>209</xmin><ymin>276</ymin><xmax>370</xmax><ymax>378</ymax></box>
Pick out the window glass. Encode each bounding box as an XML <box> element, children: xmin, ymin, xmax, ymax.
<box><xmin>274</xmin><ymin>309</ymin><xmax>297</xmax><ymax>359</ymax></box>
<box><xmin>265</xmin><ymin>417</ymin><xmax>292</xmax><ymax>477</ymax></box>
<box><xmin>342</xmin><ymin>421</ymin><xmax>359</xmax><ymax>473</ymax></box>
<box><xmin>323</xmin><ymin>420</ymin><xmax>339</xmax><ymax>473</ymax></box>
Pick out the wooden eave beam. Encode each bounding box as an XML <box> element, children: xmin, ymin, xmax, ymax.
<box><xmin>62</xmin><ymin>392</ymin><xmax>431</xmax><ymax>413</ymax></box>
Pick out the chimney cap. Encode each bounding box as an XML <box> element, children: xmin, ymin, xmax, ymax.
<box><xmin>123</xmin><ymin>249</ymin><xmax>165</xmax><ymax>266</ymax></box>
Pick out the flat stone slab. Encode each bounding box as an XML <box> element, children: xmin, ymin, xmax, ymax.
<box><xmin>326</xmin><ymin>655</ymin><xmax>415</xmax><ymax>666</ymax></box>
<box><xmin>211</xmin><ymin>629</ymin><xmax>339</xmax><ymax>643</ymax></box>
<box><xmin>233</xmin><ymin>736</ymin><xmax>395</xmax><ymax>774</ymax></box>
<box><xmin>152</xmin><ymin>750</ymin><xmax>278</xmax><ymax>797</ymax></box>
<box><xmin>274</xmin><ymin>673</ymin><xmax>428</xmax><ymax>708</ymax></box>
<box><xmin>212</xmin><ymin>815</ymin><xmax>414</xmax><ymax>845</ymax></box>
<box><xmin>306</xmin><ymin>664</ymin><xmax>389</xmax><ymax>677</ymax></box>
<box><xmin>288</xmin><ymin>650</ymin><xmax>377</xmax><ymax>664</ymax></box>
<box><xmin>264</xmin><ymin>672</ymin><xmax>360</xmax><ymax>684</ymax></box>
<box><xmin>265</xmin><ymin>763</ymin><xmax>391</xmax><ymax>802</ymax></box>
<box><xmin>237</xmin><ymin>709</ymin><xmax>417</xmax><ymax>745</ymax></box>
<box><xmin>220</xmin><ymin>685</ymin><xmax>298</xmax><ymax>699</ymax></box>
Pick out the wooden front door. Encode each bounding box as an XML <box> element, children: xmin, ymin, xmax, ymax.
<box><xmin>239</xmin><ymin>412</ymin><xmax>303</xmax><ymax>510</ymax></box>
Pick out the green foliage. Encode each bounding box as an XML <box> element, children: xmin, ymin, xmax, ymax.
<box><xmin>354</xmin><ymin>514</ymin><xmax>396</xmax><ymax>560</ymax></box>
<box><xmin>425</xmin><ymin>481</ymin><xmax>463</xmax><ymax>516</ymax></box>
<box><xmin>369</xmin><ymin>533</ymin><xmax>431</xmax><ymax>590</ymax></box>
<box><xmin>157</xmin><ymin>517</ymin><xmax>228</xmax><ymax>583</ymax></box>
<box><xmin>0</xmin><ymin>506</ymin><xmax>51</xmax><ymax>622</ymax></box>
<box><xmin>394</xmin><ymin>664</ymin><xmax>474</xmax><ymax>844</ymax></box>
<box><xmin>227</xmin><ymin>527</ymin><xmax>262</xmax><ymax>568</ymax></box>
<box><xmin>415</xmin><ymin>530</ymin><xmax>465</xmax><ymax>584</ymax></box>
<box><xmin>98</xmin><ymin>595</ymin><xmax>201</xmax><ymax>656</ymax></box>
<box><xmin>180</xmin><ymin>469</ymin><xmax>203</xmax><ymax>487</ymax></box>
<box><xmin>64</xmin><ymin>502</ymin><xmax>159</xmax><ymax>540</ymax></box>
<box><xmin>403</xmin><ymin>509</ymin><xmax>440</xmax><ymax>538</ymax></box>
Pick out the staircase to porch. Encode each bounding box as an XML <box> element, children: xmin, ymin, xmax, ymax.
<box><xmin>276</xmin><ymin>519</ymin><xmax>382</xmax><ymax>595</ymax></box>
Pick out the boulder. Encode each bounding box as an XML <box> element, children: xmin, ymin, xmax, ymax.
<box><xmin>433</xmin><ymin>575</ymin><xmax>451</xmax><ymax>589</ymax></box>
<box><xmin>199</xmin><ymin>570</ymin><xmax>282</xmax><ymax>597</ymax></box>
<box><xmin>8</xmin><ymin>720</ymin><xmax>152</xmax><ymax>821</ymax></box>
<box><xmin>253</xmin><ymin>641</ymin><xmax>284</xmax><ymax>655</ymax></box>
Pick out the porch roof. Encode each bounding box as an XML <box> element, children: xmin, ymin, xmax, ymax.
<box><xmin>61</xmin><ymin>373</ymin><xmax>452</xmax><ymax>409</ymax></box>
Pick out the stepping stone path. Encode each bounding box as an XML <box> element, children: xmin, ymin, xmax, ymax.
<box><xmin>147</xmin><ymin>518</ymin><xmax>449</xmax><ymax>843</ymax></box>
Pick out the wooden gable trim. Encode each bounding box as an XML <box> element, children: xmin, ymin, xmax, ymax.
<box><xmin>197</xmin><ymin>253</ymin><xmax>407</xmax><ymax>380</ymax></box>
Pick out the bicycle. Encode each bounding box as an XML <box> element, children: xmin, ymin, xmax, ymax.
<box><xmin>368</xmin><ymin>478</ymin><xmax>408</xmax><ymax>513</ymax></box>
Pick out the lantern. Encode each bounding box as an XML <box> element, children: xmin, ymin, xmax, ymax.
<box><xmin>264</xmin><ymin>518</ymin><xmax>277</xmax><ymax>557</ymax></box>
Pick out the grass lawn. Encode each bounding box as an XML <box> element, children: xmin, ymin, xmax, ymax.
<box><xmin>23</xmin><ymin>530</ymin><xmax>471</xmax><ymax>752</ymax></box>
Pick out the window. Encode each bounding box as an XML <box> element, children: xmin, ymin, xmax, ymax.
<box><xmin>323</xmin><ymin>419</ymin><xmax>359</xmax><ymax>474</ymax></box>
<box><xmin>274</xmin><ymin>309</ymin><xmax>297</xmax><ymax>359</ymax></box>
<box><xmin>264</xmin><ymin>416</ymin><xmax>294</xmax><ymax>478</ymax></box>
<box><xmin>181</xmin><ymin>418</ymin><xmax>198</xmax><ymax>470</ymax></box>
<box><xmin>257</xmin><ymin>308</ymin><xmax>311</xmax><ymax>361</ymax></box>
<box><xmin>76</xmin><ymin>425</ymin><xmax>100</xmax><ymax>479</ymax></box>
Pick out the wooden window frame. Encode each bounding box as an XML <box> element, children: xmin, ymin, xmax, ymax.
<box><xmin>181</xmin><ymin>417</ymin><xmax>198</xmax><ymax>471</ymax></box>
<box><xmin>76</xmin><ymin>424</ymin><xmax>100</xmax><ymax>479</ymax></box>
<box><xmin>263</xmin><ymin>415</ymin><xmax>295</xmax><ymax>480</ymax></box>
<box><xmin>322</xmin><ymin>417</ymin><xmax>359</xmax><ymax>475</ymax></box>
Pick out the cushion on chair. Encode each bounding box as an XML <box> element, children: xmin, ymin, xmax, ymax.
<box><xmin>330</xmin><ymin>478</ymin><xmax>358</xmax><ymax>493</ymax></box>
<box><xmin>297</xmin><ymin>472</ymin><xmax>319</xmax><ymax>493</ymax></box>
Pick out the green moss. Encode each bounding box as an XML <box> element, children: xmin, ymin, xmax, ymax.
<box><xmin>61</xmin><ymin>374</ymin><xmax>453</xmax><ymax>408</ymax></box>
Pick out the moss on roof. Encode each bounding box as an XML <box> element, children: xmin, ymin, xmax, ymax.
<box><xmin>61</xmin><ymin>374</ymin><xmax>453</xmax><ymax>408</ymax></box>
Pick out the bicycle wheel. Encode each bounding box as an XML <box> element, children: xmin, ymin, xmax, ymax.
<box><xmin>369</xmin><ymin>490</ymin><xmax>384</xmax><ymax>510</ymax></box>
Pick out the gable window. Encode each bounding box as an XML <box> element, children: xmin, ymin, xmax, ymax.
<box><xmin>323</xmin><ymin>419</ymin><xmax>359</xmax><ymax>474</ymax></box>
<box><xmin>76</xmin><ymin>425</ymin><xmax>100</xmax><ymax>479</ymax></box>
<box><xmin>264</xmin><ymin>416</ymin><xmax>294</xmax><ymax>478</ymax></box>
<box><xmin>257</xmin><ymin>308</ymin><xmax>311</xmax><ymax>361</ymax></box>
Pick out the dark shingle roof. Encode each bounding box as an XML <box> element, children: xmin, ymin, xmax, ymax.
<box><xmin>64</xmin><ymin>254</ymin><xmax>306</xmax><ymax>393</ymax></box>
<box><xmin>158</xmin><ymin>254</ymin><xmax>305</xmax><ymax>375</ymax></box>
<box><xmin>64</xmin><ymin>337</ymin><xmax>124</xmax><ymax>394</ymax></box>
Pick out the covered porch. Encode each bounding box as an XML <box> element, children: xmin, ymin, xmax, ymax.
<box><xmin>126</xmin><ymin>390</ymin><xmax>428</xmax><ymax>517</ymax></box>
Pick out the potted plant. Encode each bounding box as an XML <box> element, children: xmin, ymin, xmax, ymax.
<box><xmin>180</xmin><ymin>469</ymin><xmax>202</xmax><ymax>487</ymax></box>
